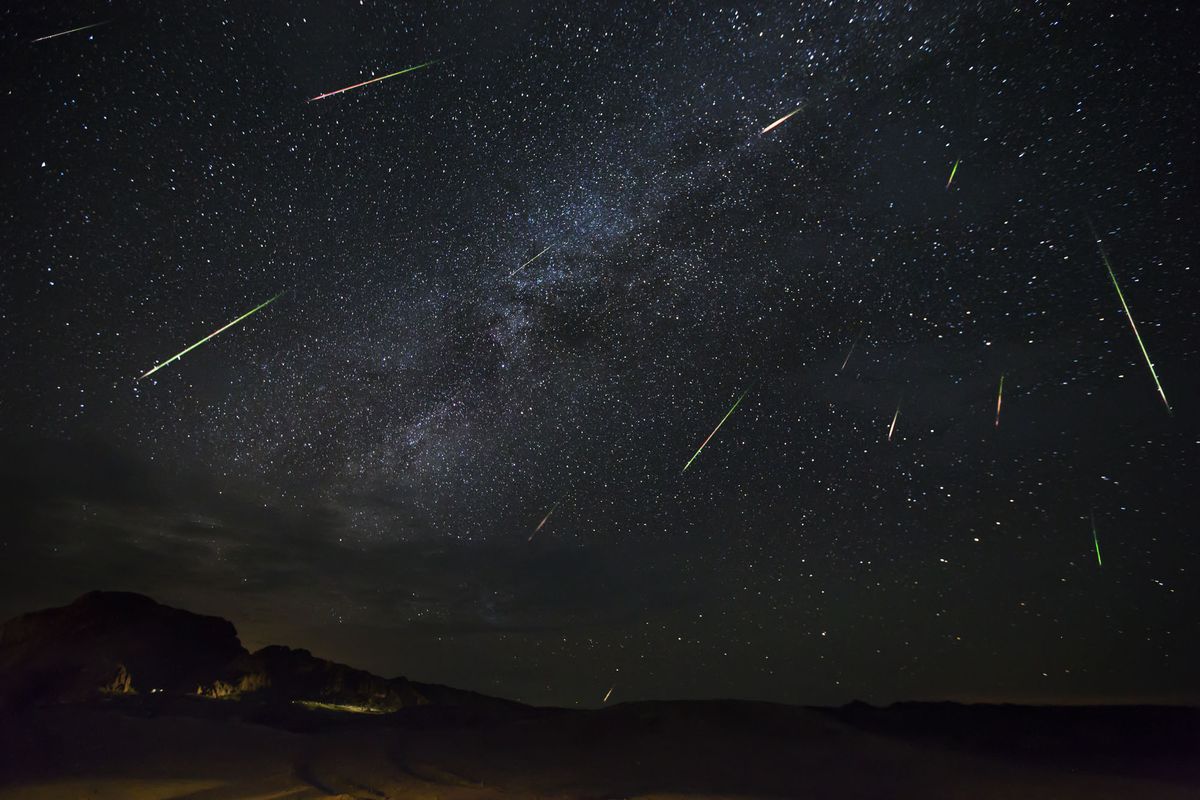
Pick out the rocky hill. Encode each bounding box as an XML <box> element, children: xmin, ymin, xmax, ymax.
<box><xmin>0</xmin><ymin>591</ymin><xmax>509</xmax><ymax>714</ymax></box>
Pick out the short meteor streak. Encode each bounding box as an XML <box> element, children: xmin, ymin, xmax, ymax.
<box><xmin>945</xmin><ymin>158</ymin><xmax>960</xmax><ymax>189</ymax></box>
<box><xmin>139</xmin><ymin>293</ymin><xmax>282</xmax><ymax>380</ymax></box>
<box><xmin>994</xmin><ymin>374</ymin><xmax>1005</xmax><ymax>427</ymax></box>
<box><xmin>603</xmin><ymin>686</ymin><xmax>614</xmax><ymax>703</ymax></box>
<box><xmin>887</xmin><ymin>405</ymin><xmax>900</xmax><ymax>442</ymax></box>
<box><xmin>840</xmin><ymin>330</ymin><xmax>863</xmax><ymax>373</ymax></box>
<box><xmin>528</xmin><ymin>500</ymin><xmax>561</xmax><ymax>542</ymax></box>
<box><xmin>682</xmin><ymin>388</ymin><xmax>750</xmax><ymax>472</ymax></box>
<box><xmin>1090</xmin><ymin>512</ymin><xmax>1102</xmax><ymax>567</ymax></box>
<box><xmin>308</xmin><ymin>59</ymin><xmax>439</xmax><ymax>102</ymax></box>
<box><xmin>509</xmin><ymin>243</ymin><xmax>555</xmax><ymax>278</ymax></box>
<box><xmin>1088</xmin><ymin>221</ymin><xmax>1171</xmax><ymax>413</ymax></box>
<box><xmin>33</xmin><ymin>21</ymin><xmax>108</xmax><ymax>42</ymax></box>
<box><xmin>761</xmin><ymin>107</ymin><xmax>801</xmax><ymax>134</ymax></box>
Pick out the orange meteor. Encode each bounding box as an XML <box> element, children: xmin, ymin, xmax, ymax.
<box><xmin>761</xmin><ymin>107</ymin><xmax>802</xmax><ymax>134</ymax></box>
<box><xmin>528</xmin><ymin>500</ymin><xmax>561</xmax><ymax>542</ymax></box>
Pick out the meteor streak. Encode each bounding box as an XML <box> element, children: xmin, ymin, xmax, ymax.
<box><xmin>887</xmin><ymin>405</ymin><xmax>900</xmax><ymax>442</ymax></box>
<box><xmin>139</xmin><ymin>293</ymin><xmax>282</xmax><ymax>380</ymax></box>
<box><xmin>509</xmin><ymin>243</ymin><xmax>555</xmax><ymax>278</ymax></box>
<box><xmin>994</xmin><ymin>374</ymin><xmax>1004</xmax><ymax>427</ymax></box>
<box><xmin>1088</xmin><ymin>220</ymin><xmax>1171</xmax><ymax>413</ymax></box>
<box><xmin>308</xmin><ymin>59</ymin><xmax>439</xmax><ymax>102</ymax></box>
<box><xmin>603</xmin><ymin>686</ymin><xmax>614</xmax><ymax>703</ymax></box>
<box><xmin>760</xmin><ymin>107</ymin><xmax>801</xmax><ymax>134</ymax></box>
<box><xmin>528</xmin><ymin>500</ymin><xmax>561</xmax><ymax>542</ymax></box>
<box><xmin>33</xmin><ymin>21</ymin><xmax>108</xmax><ymax>42</ymax></box>
<box><xmin>945</xmin><ymin>158</ymin><xmax>960</xmax><ymax>189</ymax></box>
<box><xmin>682</xmin><ymin>388</ymin><xmax>750</xmax><ymax>472</ymax></box>
<box><xmin>839</xmin><ymin>330</ymin><xmax>863</xmax><ymax>373</ymax></box>
<box><xmin>1091</xmin><ymin>512</ymin><xmax>1102</xmax><ymax>567</ymax></box>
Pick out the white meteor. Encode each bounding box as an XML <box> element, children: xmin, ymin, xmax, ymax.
<box><xmin>33</xmin><ymin>21</ymin><xmax>108</xmax><ymax>42</ymax></box>
<box><xmin>509</xmin><ymin>244</ymin><xmax>555</xmax><ymax>278</ymax></box>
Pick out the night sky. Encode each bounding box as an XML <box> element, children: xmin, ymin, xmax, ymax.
<box><xmin>2</xmin><ymin>1</ymin><xmax>1197</xmax><ymax>709</ymax></box>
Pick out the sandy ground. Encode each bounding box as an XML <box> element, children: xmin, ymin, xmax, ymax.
<box><xmin>1</xmin><ymin>702</ymin><xmax>1196</xmax><ymax>799</ymax></box>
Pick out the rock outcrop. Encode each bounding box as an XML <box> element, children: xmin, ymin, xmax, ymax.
<box><xmin>246</xmin><ymin>645</ymin><xmax>426</xmax><ymax>711</ymax></box>
<box><xmin>100</xmin><ymin>663</ymin><xmax>135</xmax><ymax>695</ymax></box>
<box><xmin>0</xmin><ymin>591</ymin><xmax>246</xmax><ymax>706</ymax></box>
<box><xmin>0</xmin><ymin>591</ymin><xmax>511</xmax><ymax>715</ymax></box>
<box><xmin>195</xmin><ymin>671</ymin><xmax>270</xmax><ymax>699</ymax></box>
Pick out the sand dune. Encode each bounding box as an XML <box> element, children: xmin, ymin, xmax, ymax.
<box><xmin>2</xmin><ymin>700</ymin><xmax>1197</xmax><ymax>799</ymax></box>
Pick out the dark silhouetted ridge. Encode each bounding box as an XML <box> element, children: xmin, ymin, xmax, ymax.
<box><xmin>0</xmin><ymin>591</ymin><xmax>519</xmax><ymax>716</ymax></box>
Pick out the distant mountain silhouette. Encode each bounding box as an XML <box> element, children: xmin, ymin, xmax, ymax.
<box><xmin>0</xmin><ymin>591</ymin><xmax>518</xmax><ymax>714</ymax></box>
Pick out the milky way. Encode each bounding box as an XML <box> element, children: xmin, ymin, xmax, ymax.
<box><xmin>1</xmin><ymin>1</ymin><xmax>1197</xmax><ymax>708</ymax></box>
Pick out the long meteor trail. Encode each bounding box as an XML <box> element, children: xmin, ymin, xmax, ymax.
<box><xmin>887</xmin><ymin>405</ymin><xmax>900</xmax><ymax>442</ymax></box>
<box><xmin>603</xmin><ymin>686</ymin><xmax>614</xmax><ymax>703</ymax></box>
<box><xmin>761</xmin><ymin>107</ymin><xmax>802</xmax><ymax>134</ymax></box>
<box><xmin>33</xmin><ymin>21</ymin><xmax>108</xmax><ymax>42</ymax></box>
<box><xmin>509</xmin><ymin>244</ymin><xmax>555</xmax><ymax>278</ymax></box>
<box><xmin>1088</xmin><ymin>220</ymin><xmax>1171</xmax><ymax>413</ymax></box>
<box><xmin>995</xmin><ymin>374</ymin><xmax>1005</xmax><ymax>427</ymax></box>
<box><xmin>683</xmin><ymin>388</ymin><xmax>750</xmax><ymax>472</ymax></box>
<box><xmin>308</xmin><ymin>60</ymin><xmax>439</xmax><ymax>102</ymax></box>
<box><xmin>1091</xmin><ymin>512</ymin><xmax>1102</xmax><ymax>567</ymax></box>
<box><xmin>139</xmin><ymin>293</ymin><xmax>282</xmax><ymax>380</ymax></box>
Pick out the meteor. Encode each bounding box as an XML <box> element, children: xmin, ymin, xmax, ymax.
<box><xmin>945</xmin><ymin>158</ymin><xmax>960</xmax><ymax>189</ymax></box>
<box><xmin>994</xmin><ymin>374</ymin><xmax>1004</xmax><ymax>427</ymax></box>
<box><xmin>760</xmin><ymin>107</ymin><xmax>801</xmax><ymax>134</ymax></box>
<box><xmin>682</xmin><ymin>388</ymin><xmax>750</xmax><ymax>472</ymax></box>
<box><xmin>528</xmin><ymin>500</ymin><xmax>561</xmax><ymax>542</ymax></box>
<box><xmin>33</xmin><ymin>21</ymin><xmax>108</xmax><ymax>42</ymax></box>
<box><xmin>887</xmin><ymin>405</ymin><xmax>900</xmax><ymax>442</ymax></box>
<box><xmin>1088</xmin><ymin>220</ymin><xmax>1171</xmax><ymax>413</ymax></box>
<box><xmin>839</xmin><ymin>330</ymin><xmax>863</xmax><ymax>373</ymax></box>
<box><xmin>509</xmin><ymin>243</ymin><xmax>555</xmax><ymax>279</ymax></box>
<box><xmin>139</xmin><ymin>292</ymin><xmax>282</xmax><ymax>380</ymax></box>
<box><xmin>308</xmin><ymin>59</ymin><xmax>439</xmax><ymax>102</ymax></box>
<box><xmin>603</xmin><ymin>686</ymin><xmax>614</xmax><ymax>703</ymax></box>
<box><xmin>1090</xmin><ymin>512</ymin><xmax>1102</xmax><ymax>567</ymax></box>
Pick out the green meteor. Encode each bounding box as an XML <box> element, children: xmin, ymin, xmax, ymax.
<box><xmin>1090</xmin><ymin>512</ymin><xmax>1102</xmax><ymax>567</ymax></box>
<box><xmin>682</xmin><ymin>388</ymin><xmax>750</xmax><ymax>472</ymax></box>
<box><xmin>139</xmin><ymin>293</ymin><xmax>282</xmax><ymax>380</ymax></box>
<box><xmin>1088</xmin><ymin>220</ymin><xmax>1171</xmax><ymax>413</ymax></box>
<box><xmin>945</xmin><ymin>158</ymin><xmax>960</xmax><ymax>189</ymax></box>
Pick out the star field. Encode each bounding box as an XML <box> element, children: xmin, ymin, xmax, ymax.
<box><xmin>1</xmin><ymin>0</ymin><xmax>1197</xmax><ymax>708</ymax></box>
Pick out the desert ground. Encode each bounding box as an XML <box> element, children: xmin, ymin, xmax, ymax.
<box><xmin>2</xmin><ymin>698</ymin><xmax>1197</xmax><ymax>799</ymax></box>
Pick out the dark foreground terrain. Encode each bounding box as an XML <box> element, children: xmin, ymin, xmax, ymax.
<box><xmin>1</xmin><ymin>593</ymin><xmax>1196</xmax><ymax>799</ymax></box>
